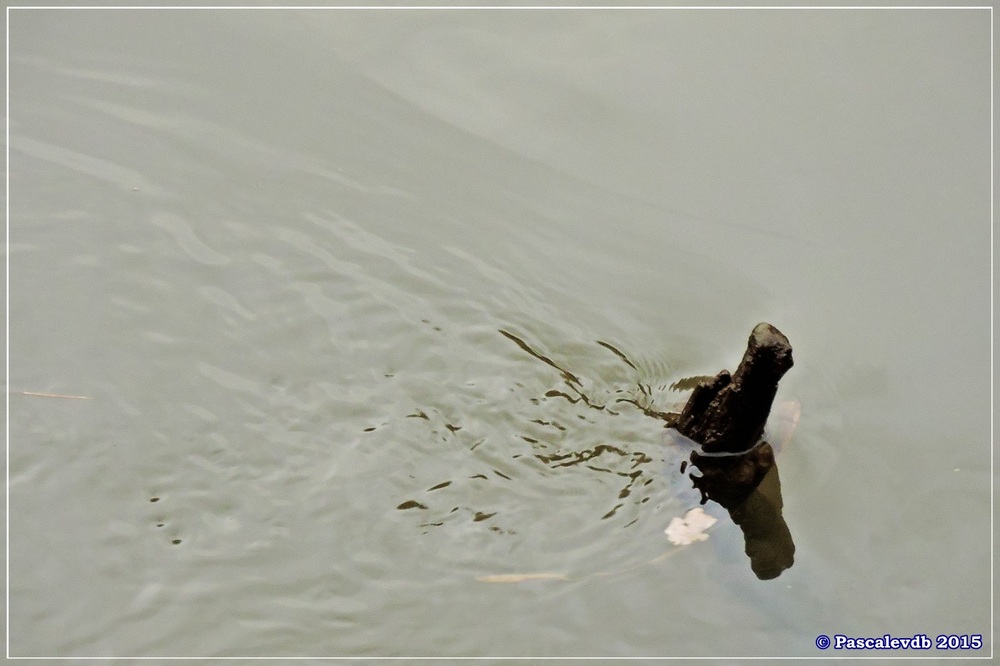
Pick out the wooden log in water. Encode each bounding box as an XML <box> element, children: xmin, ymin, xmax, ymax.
<box><xmin>656</xmin><ymin>323</ymin><xmax>797</xmax><ymax>578</ymax></box>
<box><xmin>673</xmin><ymin>322</ymin><xmax>794</xmax><ymax>454</ymax></box>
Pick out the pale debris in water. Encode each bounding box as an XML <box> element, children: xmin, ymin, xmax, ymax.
<box><xmin>476</xmin><ymin>572</ymin><xmax>570</xmax><ymax>583</ymax></box>
<box><xmin>665</xmin><ymin>507</ymin><xmax>718</xmax><ymax>546</ymax></box>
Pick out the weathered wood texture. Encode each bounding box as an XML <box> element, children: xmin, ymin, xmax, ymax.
<box><xmin>674</xmin><ymin>322</ymin><xmax>794</xmax><ymax>454</ymax></box>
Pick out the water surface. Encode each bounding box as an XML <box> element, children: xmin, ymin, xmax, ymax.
<box><xmin>8</xmin><ymin>7</ymin><xmax>991</xmax><ymax>658</ymax></box>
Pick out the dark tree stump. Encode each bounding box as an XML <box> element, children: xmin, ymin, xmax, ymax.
<box><xmin>674</xmin><ymin>322</ymin><xmax>793</xmax><ymax>454</ymax></box>
<box><xmin>668</xmin><ymin>322</ymin><xmax>796</xmax><ymax>579</ymax></box>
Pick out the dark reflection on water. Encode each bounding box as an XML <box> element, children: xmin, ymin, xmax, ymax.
<box><xmin>688</xmin><ymin>441</ymin><xmax>795</xmax><ymax>580</ymax></box>
<box><xmin>729</xmin><ymin>464</ymin><xmax>794</xmax><ymax>580</ymax></box>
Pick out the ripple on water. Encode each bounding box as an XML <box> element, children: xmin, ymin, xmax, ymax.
<box><xmin>371</xmin><ymin>325</ymin><xmax>713</xmax><ymax>582</ymax></box>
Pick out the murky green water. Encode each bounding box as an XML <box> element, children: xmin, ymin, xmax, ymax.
<box><xmin>8</xmin><ymin>8</ymin><xmax>991</xmax><ymax>658</ymax></box>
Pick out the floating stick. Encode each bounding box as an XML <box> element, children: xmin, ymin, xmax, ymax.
<box><xmin>16</xmin><ymin>391</ymin><xmax>92</xmax><ymax>400</ymax></box>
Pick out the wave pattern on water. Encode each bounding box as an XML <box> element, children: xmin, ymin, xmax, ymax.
<box><xmin>7</xmin><ymin>12</ymin><xmax>845</xmax><ymax>658</ymax></box>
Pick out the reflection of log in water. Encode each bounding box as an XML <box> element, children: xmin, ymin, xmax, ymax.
<box><xmin>729</xmin><ymin>463</ymin><xmax>794</xmax><ymax>580</ymax></box>
<box><xmin>689</xmin><ymin>443</ymin><xmax>794</xmax><ymax>580</ymax></box>
<box><xmin>669</xmin><ymin>322</ymin><xmax>797</xmax><ymax>580</ymax></box>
